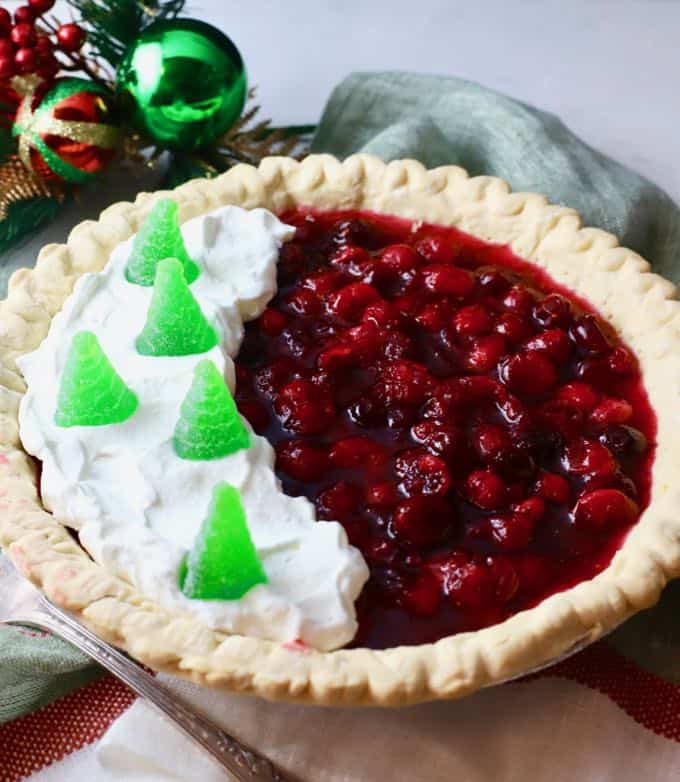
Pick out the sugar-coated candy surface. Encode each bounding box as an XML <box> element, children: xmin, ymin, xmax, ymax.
<box><xmin>55</xmin><ymin>331</ymin><xmax>138</xmax><ymax>427</ymax></box>
<box><xmin>135</xmin><ymin>258</ymin><xmax>218</xmax><ymax>356</ymax></box>
<box><xmin>125</xmin><ymin>198</ymin><xmax>200</xmax><ymax>286</ymax></box>
<box><xmin>180</xmin><ymin>482</ymin><xmax>268</xmax><ymax>600</ymax></box>
<box><xmin>174</xmin><ymin>359</ymin><xmax>251</xmax><ymax>460</ymax></box>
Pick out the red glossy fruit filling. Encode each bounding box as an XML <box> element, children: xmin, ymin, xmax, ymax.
<box><xmin>234</xmin><ymin>209</ymin><xmax>656</xmax><ymax>650</ymax></box>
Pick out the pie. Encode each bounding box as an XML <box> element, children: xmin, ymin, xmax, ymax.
<box><xmin>1</xmin><ymin>153</ymin><xmax>679</xmax><ymax>706</ymax></box>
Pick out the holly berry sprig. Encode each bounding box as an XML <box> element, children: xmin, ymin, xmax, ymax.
<box><xmin>0</xmin><ymin>0</ymin><xmax>92</xmax><ymax>84</ymax></box>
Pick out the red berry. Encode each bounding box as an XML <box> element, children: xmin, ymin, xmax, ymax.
<box><xmin>254</xmin><ymin>357</ymin><xmax>300</xmax><ymax>399</ymax></box>
<box><xmin>327</xmin><ymin>281</ymin><xmax>381</xmax><ymax>321</ymax></box>
<box><xmin>235</xmin><ymin>399</ymin><xmax>269</xmax><ymax>432</ymax></box>
<box><xmin>561</xmin><ymin>439</ymin><xmax>616</xmax><ymax>478</ymax></box>
<box><xmin>487</xmin><ymin>556</ymin><xmax>520</xmax><ymax>603</ymax></box>
<box><xmin>421</xmin><ymin>264</ymin><xmax>474</xmax><ymax>297</ymax></box>
<box><xmin>556</xmin><ymin>381</ymin><xmax>600</xmax><ymax>412</ymax></box>
<box><xmin>0</xmin><ymin>54</ymin><xmax>14</xmax><ymax>77</ymax></box>
<box><xmin>0</xmin><ymin>38</ymin><xmax>13</xmax><ymax>57</ymax></box>
<box><xmin>534</xmin><ymin>471</ymin><xmax>571</xmax><ymax>504</ymax></box>
<box><xmin>276</xmin><ymin>440</ymin><xmax>329</xmax><ymax>481</ymax></box>
<box><xmin>452</xmin><ymin>304</ymin><xmax>493</xmax><ymax>340</ymax></box>
<box><xmin>285</xmin><ymin>288</ymin><xmax>321</xmax><ymax>316</ymax></box>
<box><xmin>410</xmin><ymin>420</ymin><xmax>467</xmax><ymax>463</ymax></box>
<box><xmin>608</xmin><ymin>346</ymin><xmax>635</xmax><ymax>376</ymax></box>
<box><xmin>330</xmin><ymin>244</ymin><xmax>370</xmax><ymax>273</ymax></box>
<box><xmin>330</xmin><ymin>436</ymin><xmax>387</xmax><ymax>469</ymax></box>
<box><xmin>590</xmin><ymin>398</ymin><xmax>633</xmax><ymax>426</ymax></box>
<box><xmin>465</xmin><ymin>469</ymin><xmax>507</xmax><ymax>510</ymax></box>
<box><xmin>316</xmin><ymin>343</ymin><xmax>354</xmax><ymax>371</ymax></box>
<box><xmin>415</xmin><ymin>235</ymin><xmax>459</xmax><ymax>264</ymax></box>
<box><xmin>11</xmin><ymin>23</ymin><xmax>36</xmax><ymax>47</ymax></box>
<box><xmin>532</xmin><ymin>293</ymin><xmax>572</xmax><ymax>329</ymax></box>
<box><xmin>439</xmin><ymin>556</ymin><xmax>495</xmax><ymax>610</ymax></box>
<box><xmin>56</xmin><ymin>22</ymin><xmax>85</xmax><ymax>52</ymax></box>
<box><xmin>471</xmin><ymin>423</ymin><xmax>511</xmax><ymax>462</ymax></box>
<box><xmin>524</xmin><ymin>328</ymin><xmax>572</xmax><ymax>364</ymax></box>
<box><xmin>14</xmin><ymin>46</ymin><xmax>36</xmax><ymax>73</ymax></box>
<box><xmin>499</xmin><ymin>351</ymin><xmax>557</xmax><ymax>395</ymax></box>
<box><xmin>464</xmin><ymin>334</ymin><xmax>506</xmax><ymax>373</ymax></box>
<box><xmin>366</xmin><ymin>481</ymin><xmax>399</xmax><ymax>507</ymax></box>
<box><xmin>392</xmin><ymin>496</ymin><xmax>448</xmax><ymax>547</ymax></box>
<box><xmin>379</xmin><ymin>243</ymin><xmax>422</xmax><ymax>271</ymax></box>
<box><xmin>362</xmin><ymin>300</ymin><xmax>401</xmax><ymax>329</ymax></box>
<box><xmin>569</xmin><ymin>315</ymin><xmax>611</xmax><ymax>354</ymax></box>
<box><xmin>14</xmin><ymin>5</ymin><xmax>35</xmax><ymax>24</ymax></box>
<box><xmin>259</xmin><ymin>307</ymin><xmax>287</xmax><ymax>336</ymax></box>
<box><xmin>374</xmin><ymin>359</ymin><xmax>433</xmax><ymax>405</ymax></box>
<box><xmin>316</xmin><ymin>481</ymin><xmax>362</xmax><ymax>521</ymax></box>
<box><xmin>28</xmin><ymin>0</ymin><xmax>55</xmax><ymax>12</ymax></box>
<box><xmin>573</xmin><ymin>489</ymin><xmax>639</xmax><ymax>532</ymax></box>
<box><xmin>476</xmin><ymin>267</ymin><xmax>511</xmax><ymax>296</ymax></box>
<box><xmin>0</xmin><ymin>8</ymin><xmax>11</xmax><ymax>28</ymax></box>
<box><xmin>415</xmin><ymin>300</ymin><xmax>451</xmax><ymax>332</ymax></box>
<box><xmin>503</xmin><ymin>285</ymin><xmax>535</xmax><ymax>314</ymax></box>
<box><xmin>398</xmin><ymin>570</ymin><xmax>442</xmax><ymax>616</ymax></box>
<box><xmin>489</xmin><ymin>512</ymin><xmax>535</xmax><ymax>551</ymax></box>
<box><xmin>395</xmin><ymin>448</ymin><xmax>451</xmax><ymax>497</ymax></box>
<box><xmin>513</xmin><ymin>496</ymin><xmax>546</xmax><ymax>524</ymax></box>
<box><xmin>494</xmin><ymin>311</ymin><xmax>532</xmax><ymax>344</ymax></box>
<box><xmin>275</xmin><ymin>379</ymin><xmax>334</xmax><ymax>435</ymax></box>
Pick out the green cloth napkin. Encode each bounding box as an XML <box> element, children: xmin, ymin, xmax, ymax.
<box><xmin>2</xmin><ymin>70</ymin><xmax>680</xmax><ymax>722</ymax></box>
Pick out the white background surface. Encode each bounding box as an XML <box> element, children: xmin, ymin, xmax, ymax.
<box><xmin>4</xmin><ymin>0</ymin><xmax>680</xmax><ymax>269</ymax></box>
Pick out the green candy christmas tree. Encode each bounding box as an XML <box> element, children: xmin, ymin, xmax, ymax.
<box><xmin>135</xmin><ymin>258</ymin><xmax>218</xmax><ymax>357</ymax></box>
<box><xmin>180</xmin><ymin>483</ymin><xmax>267</xmax><ymax>601</ymax></box>
<box><xmin>55</xmin><ymin>331</ymin><xmax>138</xmax><ymax>427</ymax></box>
<box><xmin>173</xmin><ymin>360</ymin><xmax>250</xmax><ymax>460</ymax></box>
<box><xmin>125</xmin><ymin>198</ymin><xmax>200</xmax><ymax>287</ymax></box>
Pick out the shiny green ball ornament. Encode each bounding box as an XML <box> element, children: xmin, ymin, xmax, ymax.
<box><xmin>116</xmin><ymin>19</ymin><xmax>247</xmax><ymax>150</ymax></box>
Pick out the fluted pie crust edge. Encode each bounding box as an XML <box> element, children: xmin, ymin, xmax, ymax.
<box><xmin>1</xmin><ymin>153</ymin><xmax>680</xmax><ymax>706</ymax></box>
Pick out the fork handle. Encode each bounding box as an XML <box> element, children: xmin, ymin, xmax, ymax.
<box><xmin>14</xmin><ymin>604</ymin><xmax>289</xmax><ymax>782</ymax></box>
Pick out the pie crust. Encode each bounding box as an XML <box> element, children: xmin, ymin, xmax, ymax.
<box><xmin>1</xmin><ymin>153</ymin><xmax>680</xmax><ymax>706</ymax></box>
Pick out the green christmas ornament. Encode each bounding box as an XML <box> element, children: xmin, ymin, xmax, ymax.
<box><xmin>179</xmin><ymin>482</ymin><xmax>267</xmax><ymax>601</ymax></box>
<box><xmin>135</xmin><ymin>258</ymin><xmax>217</xmax><ymax>356</ymax></box>
<box><xmin>55</xmin><ymin>331</ymin><xmax>138</xmax><ymax>427</ymax></box>
<box><xmin>126</xmin><ymin>198</ymin><xmax>199</xmax><ymax>286</ymax></box>
<box><xmin>173</xmin><ymin>359</ymin><xmax>250</xmax><ymax>460</ymax></box>
<box><xmin>116</xmin><ymin>18</ymin><xmax>247</xmax><ymax>151</ymax></box>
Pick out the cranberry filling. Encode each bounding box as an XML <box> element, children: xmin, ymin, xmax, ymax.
<box><xmin>234</xmin><ymin>209</ymin><xmax>656</xmax><ymax>650</ymax></box>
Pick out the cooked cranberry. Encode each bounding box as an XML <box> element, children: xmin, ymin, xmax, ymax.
<box><xmin>345</xmin><ymin>321</ymin><xmax>383</xmax><ymax>361</ymax></box>
<box><xmin>236</xmin><ymin>399</ymin><xmax>269</xmax><ymax>432</ymax></box>
<box><xmin>439</xmin><ymin>556</ymin><xmax>495</xmax><ymax>610</ymax></box>
<box><xmin>276</xmin><ymin>440</ymin><xmax>329</xmax><ymax>481</ymax></box>
<box><xmin>375</xmin><ymin>359</ymin><xmax>433</xmax><ymax>405</ymax></box>
<box><xmin>487</xmin><ymin>556</ymin><xmax>520</xmax><ymax>603</ymax></box>
<box><xmin>494</xmin><ymin>312</ymin><xmax>532</xmax><ymax>344</ymax></box>
<box><xmin>499</xmin><ymin>351</ymin><xmax>557</xmax><ymax>395</ymax></box>
<box><xmin>327</xmin><ymin>282</ymin><xmax>381</xmax><ymax>321</ymax></box>
<box><xmin>317</xmin><ymin>343</ymin><xmax>354</xmax><ymax>371</ymax></box>
<box><xmin>362</xmin><ymin>300</ymin><xmax>401</xmax><ymax>329</ymax></box>
<box><xmin>415</xmin><ymin>300</ymin><xmax>452</xmax><ymax>332</ymax></box>
<box><xmin>569</xmin><ymin>315</ymin><xmax>611</xmax><ymax>354</ymax></box>
<box><xmin>465</xmin><ymin>334</ymin><xmax>506</xmax><ymax>373</ymax></box>
<box><xmin>279</xmin><ymin>324</ymin><xmax>312</xmax><ymax>357</ymax></box>
<box><xmin>415</xmin><ymin>235</ymin><xmax>459</xmax><ymax>264</ymax></box>
<box><xmin>285</xmin><ymin>288</ymin><xmax>322</xmax><ymax>316</ymax></box>
<box><xmin>395</xmin><ymin>449</ymin><xmax>451</xmax><ymax>497</ymax></box>
<box><xmin>383</xmin><ymin>332</ymin><xmax>414</xmax><ymax>360</ymax></box>
<box><xmin>608</xmin><ymin>346</ymin><xmax>635</xmax><ymax>376</ymax></box>
<box><xmin>513</xmin><ymin>496</ymin><xmax>546</xmax><ymax>524</ymax></box>
<box><xmin>316</xmin><ymin>480</ymin><xmax>362</xmax><ymax>520</ymax></box>
<box><xmin>302</xmin><ymin>269</ymin><xmax>346</xmax><ymax>297</ymax></box>
<box><xmin>421</xmin><ymin>264</ymin><xmax>474</xmax><ymax>297</ymax></box>
<box><xmin>398</xmin><ymin>570</ymin><xmax>442</xmax><ymax>616</ymax></box>
<box><xmin>503</xmin><ymin>285</ymin><xmax>535</xmax><ymax>313</ymax></box>
<box><xmin>275</xmin><ymin>380</ymin><xmax>335</xmax><ymax>434</ymax></box>
<box><xmin>597</xmin><ymin>425</ymin><xmax>647</xmax><ymax>456</ymax></box>
<box><xmin>330</xmin><ymin>436</ymin><xmax>388</xmax><ymax>469</ymax></box>
<box><xmin>524</xmin><ymin>329</ymin><xmax>572</xmax><ymax>364</ymax></box>
<box><xmin>590</xmin><ymin>398</ymin><xmax>633</xmax><ymax>425</ymax></box>
<box><xmin>366</xmin><ymin>481</ymin><xmax>399</xmax><ymax>507</ymax></box>
<box><xmin>465</xmin><ymin>469</ymin><xmax>507</xmax><ymax>510</ymax></box>
<box><xmin>386</xmin><ymin>405</ymin><xmax>416</xmax><ymax>430</ymax></box>
<box><xmin>489</xmin><ymin>512</ymin><xmax>535</xmax><ymax>551</ymax></box>
<box><xmin>331</xmin><ymin>218</ymin><xmax>374</xmax><ymax>247</ymax></box>
<box><xmin>452</xmin><ymin>304</ymin><xmax>493</xmax><ymax>340</ymax></box>
<box><xmin>494</xmin><ymin>387</ymin><xmax>528</xmax><ymax>425</ymax></box>
<box><xmin>493</xmin><ymin>448</ymin><xmax>536</xmax><ymax>480</ymax></box>
<box><xmin>556</xmin><ymin>381</ymin><xmax>600</xmax><ymax>413</ymax></box>
<box><xmin>573</xmin><ymin>489</ymin><xmax>639</xmax><ymax>532</ymax></box>
<box><xmin>533</xmin><ymin>293</ymin><xmax>572</xmax><ymax>329</ymax></box>
<box><xmin>410</xmin><ymin>420</ymin><xmax>468</xmax><ymax>464</ymax></box>
<box><xmin>330</xmin><ymin>244</ymin><xmax>371</xmax><ymax>273</ymax></box>
<box><xmin>576</xmin><ymin>356</ymin><xmax>616</xmax><ymax>389</ymax></box>
<box><xmin>259</xmin><ymin>307</ymin><xmax>288</xmax><ymax>336</ymax></box>
<box><xmin>476</xmin><ymin>267</ymin><xmax>511</xmax><ymax>296</ymax></box>
<box><xmin>380</xmin><ymin>242</ymin><xmax>421</xmax><ymax>269</ymax></box>
<box><xmin>347</xmin><ymin>396</ymin><xmax>384</xmax><ymax>427</ymax></box>
<box><xmin>392</xmin><ymin>496</ymin><xmax>448</xmax><ymax>546</ymax></box>
<box><xmin>534</xmin><ymin>471</ymin><xmax>571</xmax><ymax>504</ymax></box>
<box><xmin>536</xmin><ymin>399</ymin><xmax>585</xmax><ymax>439</ymax></box>
<box><xmin>471</xmin><ymin>423</ymin><xmax>511</xmax><ymax>462</ymax></box>
<box><xmin>561</xmin><ymin>439</ymin><xmax>616</xmax><ymax>478</ymax></box>
<box><xmin>254</xmin><ymin>357</ymin><xmax>301</xmax><ymax>398</ymax></box>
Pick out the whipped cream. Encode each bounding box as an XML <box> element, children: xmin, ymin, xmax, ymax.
<box><xmin>18</xmin><ymin>205</ymin><xmax>369</xmax><ymax>651</ymax></box>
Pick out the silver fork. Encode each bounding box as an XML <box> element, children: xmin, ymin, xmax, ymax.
<box><xmin>0</xmin><ymin>555</ymin><xmax>290</xmax><ymax>781</ymax></box>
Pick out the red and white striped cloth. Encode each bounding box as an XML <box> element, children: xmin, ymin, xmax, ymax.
<box><xmin>1</xmin><ymin>640</ymin><xmax>680</xmax><ymax>782</ymax></box>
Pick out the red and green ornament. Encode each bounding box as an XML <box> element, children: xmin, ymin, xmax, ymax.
<box><xmin>11</xmin><ymin>76</ymin><xmax>119</xmax><ymax>183</ymax></box>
